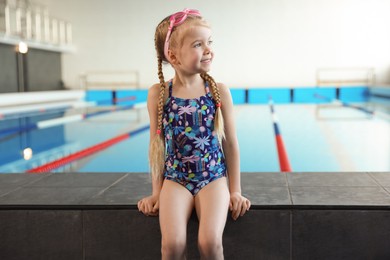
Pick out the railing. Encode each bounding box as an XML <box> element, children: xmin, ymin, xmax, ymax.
<box><xmin>316</xmin><ymin>67</ymin><xmax>375</xmax><ymax>87</ymax></box>
<box><xmin>315</xmin><ymin>67</ymin><xmax>376</xmax><ymax>119</ymax></box>
<box><xmin>80</xmin><ymin>70</ymin><xmax>140</xmax><ymax>90</ymax></box>
<box><xmin>0</xmin><ymin>0</ymin><xmax>72</xmax><ymax>48</ymax></box>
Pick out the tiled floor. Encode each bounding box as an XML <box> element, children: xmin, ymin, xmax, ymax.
<box><xmin>0</xmin><ymin>172</ymin><xmax>389</xmax><ymax>207</ymax></box>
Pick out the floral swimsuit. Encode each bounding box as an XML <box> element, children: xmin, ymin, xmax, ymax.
<box><xmin>163</xmin><ymin>80</ymin><xmax>226</xmax><ymax>195</ymax></box>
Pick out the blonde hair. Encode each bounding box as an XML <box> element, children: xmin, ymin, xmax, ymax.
<box><xmin>150</xmin><ymin>14</ymin><xmax>225</xmax><ymax>180</ymax></box>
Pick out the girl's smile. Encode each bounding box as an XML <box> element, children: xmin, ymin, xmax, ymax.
<box><xmin>201</xmin><ymin>58</ymin><xmax>212</xmax><ymax>63</ymax></box>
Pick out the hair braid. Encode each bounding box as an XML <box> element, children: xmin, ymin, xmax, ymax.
<box><xmin>200</xmin><ymin>73</ymin><xmax>225</xmax><ymax>142</ymax></box>
<box><xmin>156</xmin><ymin>57</ymin><xmax>166</xmax><ymax>133</ymax></box>
<box><xmin>149</xmin><ymin>55</ymin><xmax>166</xmax><ymax>180</ymax></box>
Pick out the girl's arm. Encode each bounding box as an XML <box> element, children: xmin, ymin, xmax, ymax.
<box><xmin>147</xmin><ymin>83</ymin><xmax>164</xmax><ymax>196</ymax></box>
<box><xmin>137</xmin><ymin>84</ymin><xmax>164</xmax><ymax>216</ymax></box>
<box><xmin>218</xmin><ymin>83</ymin><xmax>251</xmax><ymax>220</ymax></box>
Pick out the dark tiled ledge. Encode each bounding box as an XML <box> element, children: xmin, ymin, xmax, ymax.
<box><xmin>1</xmin><ymin>172</ymin><xmax>390</xmax><ymax>260</ymax></box>
<box><xmin>0</xmin><ymin>172</ymin><xmax>389</xmax><ymax>207</ymax></box>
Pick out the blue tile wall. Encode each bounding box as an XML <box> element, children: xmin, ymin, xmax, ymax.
<box><xmin>294</xmin><ymin>87</ymin><xmax>336</xmax><ymax>103</ymax></box>
<box><xmin>86</xmin><ymin>90</ymin><xmax>148</xmax><ymax>106</ymax></box>
<box><xmin>116</xmin><ymin>90</ymin><xmax>148</xmax><ymax>105</ymax></box>
<box><xmin>339</xmin><ymin>86</ymin><xmax>369</xmax><ymax>102</ymax></box>
<box><xmin>230</xmin><ymin>89</ymin><xmax>246</xmax><ymax>104</ymax></box>
<box><xmin>85</xmin><ymin>90</ymin><xmax>113</xmax><ymax>105</ymax></box>
<box><xmin>248</xmin><ymin>88</ymin><xmax>291</xmax><ymax>104</ymax></box>
<box><xmin>86</xmin><ymin>87</ymin><xmax>373</xmax><ymax>105</ymax></box>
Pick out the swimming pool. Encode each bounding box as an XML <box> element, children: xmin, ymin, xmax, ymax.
<box><xmin>0</xmin><ymin>98</ymin><xmax>388</xmax><ymax>173</ymax></box>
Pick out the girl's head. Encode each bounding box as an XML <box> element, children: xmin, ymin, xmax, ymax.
<box><xmin>155</xmin><ymin>9</ymin><xmax>210</xmax><ymax>64</ymax></box>
<box><xmin>150</xmin><ymin>9</ymin><xmax>225</xmax><ymax>180</ymax></box>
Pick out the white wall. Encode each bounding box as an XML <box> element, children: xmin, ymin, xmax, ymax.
<box><xmin>38</xmin><ymin>0</ymin><xmax>390</xmax><ymax>88</ymax></box>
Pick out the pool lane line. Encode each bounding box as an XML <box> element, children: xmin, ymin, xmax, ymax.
<box><xmin>370</xmin><ymin>93</ymin><xmax>390</xmax><ymax>99</ymax></box>
<box><xmin>0</xmin><ymin>105</ymin><xmax>72</xmax><ymax>121</ymax></box>
<box><xmin>26</xmin><ymin>125</ymin><xmax>150</xmax><ymax>173</ymax></box>
<box><xmin>268</xmin><ymin>97</ymin><xmax>292</xmax><ymax>172</ymax></box>
<box><xmin>0</xmin><ymin>95</ymin><xmax>136</xmax><ymax>121</ymax></box>
<box><xmin>0</xmin><ymin>102</ymin><xmax>147</xmax><ymax>139</ymax></box>
<box><xmin>0</xmin><ymin>103</ymin><xmax>92</xmax><ymax>121</ymax></box>
<box><xmin>313</xmin><ymin>93</ymin><xmax>375</xmax><ymax>116</ymax></box>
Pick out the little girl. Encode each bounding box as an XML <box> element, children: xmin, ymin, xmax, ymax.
<box><xmin>138</xmin><ymin>8</ymin><xmax>251</xmax><ymax>259</ymax></box>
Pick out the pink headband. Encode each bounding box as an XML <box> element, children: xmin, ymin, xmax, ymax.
<box><xmin>164</xmin><ymin>8</ymin><xmax>201</xmax><ymax>60</ymax></box>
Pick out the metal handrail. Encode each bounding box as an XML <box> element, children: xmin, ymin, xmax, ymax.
<box><xmin>316</xmin><ymin>67</ymin><xmax>375</xmax><ymax>87</ymax></box>
<box><xmin>81</xmin><ymin>70</ymin><xmax>140</xmax><ymax>90</ymax></box>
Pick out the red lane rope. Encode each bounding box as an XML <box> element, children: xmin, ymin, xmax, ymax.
<box><xmin>275</xmin><ymin>135</ymin><xmax>292</xmax><ymax>172</ymax></box>
<box><xmin>268</xmin><ymin>97</ymin><xmax>292</xmax><ymax>172</ymax></box>
<box><xmin>27</xmin><ymin>133</ymin><xmax>130</xmax><ymax>173</ymax></box>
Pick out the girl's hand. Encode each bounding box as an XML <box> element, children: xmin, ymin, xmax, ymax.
<box><xmin>229</xmin><ymin>192</ymin><xmax>251</xmax><ymax>220</ymax></box>
<box><xmin>137</xmin><ymin>194</ymin><xmax>159</xmax><ymax>216</ymax></box>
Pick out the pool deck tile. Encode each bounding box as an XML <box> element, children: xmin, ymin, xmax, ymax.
<box><xmin>368</xmin><ymin>172</ymin><xmax>390</xmax><ymax>187</ymax></box>
<box><xmin>0</xmin><ymin>172</ymin><xmax>389</xmax><ymax>207</ymax></box>
<box><xmin>287</xmin><ymin>172</ymin><xmax>379</xmax><ymax>187</ymax></box>
<box><xmin>27</xmin><ymin>172</ymin><xmax>128</xmax><ymax>187</ymax></box>
<box><xmin>290</xmin><ymin>186</ymin><xmax>390</xmax><ymax>206</ymax></box>
<box><xmin>0</xmin><ymin>187</ymin><xmax>102</xmax><ymax>205</ymax></box>
<box><xmin>0</xmin><ymin>173</ymin><xmax>50</xmax><ymax>187</ymax></box>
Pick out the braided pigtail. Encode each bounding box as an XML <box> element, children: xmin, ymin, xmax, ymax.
<box><xmin>149</xmin><ymin>56</ymin><xmax>166</xmax><ymax>180</ymax></box>
<box><xmin>200</xmin><ymin>73</ymin><xmax>225</xmax><ymax>143</ymax></box>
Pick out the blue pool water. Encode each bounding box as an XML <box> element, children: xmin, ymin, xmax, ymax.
<box><xmin>0</xmin><ymin>99</ymin><xmax>388</xmax><ymax>173</ymax></box>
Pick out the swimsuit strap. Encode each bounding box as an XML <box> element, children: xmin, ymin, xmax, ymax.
<box><xmin>204</xmin><ymin>81</ymin><xmax>211</xmax><ymax>95</ymax></box>
<box><xmin>168</xmin><ymin>80</ymin><xmax>173</xmax><ymax>98</ymax></box>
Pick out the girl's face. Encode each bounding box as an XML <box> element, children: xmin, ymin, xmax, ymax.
<box><xmin>175</xmin><ymin>25</ymin><xmax>213</xmax><ymax>74</ymax></box>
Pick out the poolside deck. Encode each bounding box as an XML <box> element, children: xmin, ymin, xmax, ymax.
<box><xmin>1</xmin><ymin>172</ymin><xmax>390</xmax><ymax>259</ymax></box>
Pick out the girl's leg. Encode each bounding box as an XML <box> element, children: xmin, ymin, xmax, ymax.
<box><xmin>194</xmin><ymin>177</ymin><xmax>230</xmax><ymax>260</ymax></box>
<box><xmin>159</xmin><ymin>180</ymin><xmax>194</xmax><ymax>260</ymax></box>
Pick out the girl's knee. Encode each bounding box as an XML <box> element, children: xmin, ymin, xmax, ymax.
<box><xmin>198</xmin><ymin>235</ymin><xmax>223</xmax><ymax>257</ymax></box>
<box><xmin>161</xmin><ymin>236</ymin><xmax>187</xmax><ymax>257</ymax></box>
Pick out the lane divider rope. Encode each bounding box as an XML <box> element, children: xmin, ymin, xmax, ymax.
<box><xmin>0</xmin><ymin>101</ymin><xmax>147</xmax><ymax>138</ymax></box>
<box><xmin>314</xmin><ymin>93</ymin><xmax>375</xmax><ymax>116</ymax></box>
<box><xmin>26</xmin><ymin>125</ymin><xmax>150</xmax><ymax>173</ymax></box>
<box><xmin>268</xmin><ymin>97</ymin><xmax>292</xmax><ymax>172</ymax></box>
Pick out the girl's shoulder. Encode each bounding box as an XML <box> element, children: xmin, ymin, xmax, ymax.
<box><xmin>148</xmin><ymin>83</ymin><xmax>161</xmax><ymax>97</ymax></box>
<box><xmin>216</xmin><ymin>82</ymin><xmax>231</xmax><ymax>97</ymax></box>
<box><xmin>148</xmin><ymin>82</ymin><xmax>170</xmax><ymax>104</ymax></box>
<box><xmin>216</xmin><ymin>82</ymin><xmax>228</xmax><ymax>90</ymax></box>
<box><xmin>148</xmin><ymin>82</ymin><xmax>169</xmax><ymax>96</ymax></box>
